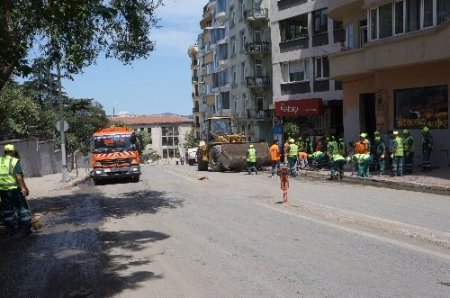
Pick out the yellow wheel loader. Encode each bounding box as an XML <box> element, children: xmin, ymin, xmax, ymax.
<box><xmin>197</xmin><ymin>116</ymin><xmax>270</xmax><ymax>172</ymax></box>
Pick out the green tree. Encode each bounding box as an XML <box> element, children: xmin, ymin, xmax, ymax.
<box><xmin>0</xmin><ymin>82</ymin><xmax>41</xmax><ymax>138</ymax></box>
<box><xmin>64</xmin><ymin>98</ymin><xmax>109</xmax><ymax>154</ymax></box>
<box><xmin>183</xmin><ymin>128</ymin><xmax>197</xmax><ymax>149</ymax></box>
<box><xmin>136</xmin><ymin>130</ymin><xmax>151</xmax><ymax>151</ymax></box>
<box><xmin>0</xmin><ymin>0</ymin><xmax>163</xmax><ymax>90</ymax></box>
<box><xmin>283</xmin><ymin>122</ymin><xmax>300</xmax><ymax>140</ymax></box>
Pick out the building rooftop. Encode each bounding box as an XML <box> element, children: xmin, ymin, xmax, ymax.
<box><xmin>110</xmin><ymin>115</ymin><xmax>193</xmax><ymax>125</ymax></box>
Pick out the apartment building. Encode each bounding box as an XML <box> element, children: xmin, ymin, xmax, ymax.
<box><xmin>188</xmin><ymin>44</ymin><xmax>202</xmax><ymax>141</ymax></box>
<box><xmin>195</xmin><ymin>0</ymin><xmax>273</xmax><ymax>142</ymax></box>
<box><xmin>328</xmin><ymin>0</ymin><xmax>450</xmax><ymax>166</ymax></box>
<box><xmin>271</xmin><ymin>0</ymin><xmax>345</xmax><ymax>140</ymax></box>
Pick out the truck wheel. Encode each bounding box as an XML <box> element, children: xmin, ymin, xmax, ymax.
<box><xmin>197</xmin><ymin>160</ymin><xmax>208</xmax><ymax>171</ymax></box>
<box><xmin>132</xmin><ymin>175</ymin><xmax>140</xmax><ymax>182</ymax></box>
<box><xmin>93</xmin><ymin>178</ymin><xmax>101</xmax><ymax>185</ymax></box>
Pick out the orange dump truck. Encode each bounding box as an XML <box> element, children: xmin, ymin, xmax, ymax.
<box><xmin>91</xmin><ymin>126</ymin><xmax>141</xmax><ymax>184</ymax></box>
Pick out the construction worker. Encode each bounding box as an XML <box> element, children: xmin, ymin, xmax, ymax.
<box><xmin>329</xmin><ymin>153</ymin><xmax>346</xmax><ymax>180</ymax></box>
<box><xmin>305</xmin><ymin>136</ymin><xmax>314</xmax><ymax>154</ymax></box>
<box><xmin>287</xmin><ymin>138</ymin><xmax>299</xmax><ymax>176</ymax></box>
<box><xmin>353</xmin><ymin>133</ymin><xmax>371</xmax><ymax>177</ymax></box>
<box><xmin>373</xmin><ymin>132</ymin><xmax>386</xmax><ymax>175</ymax></box>
<box><xmin>337</xmin><ymin>137</ymin><xmax>347</xmax><ymax>157</ymax></box>
<box><xmin>297</xmin><ymin>137</ymin><xmax>308</xmax><ymax>170</ymax></box>
<box><xmin>403</xmin><ymin>129</ymin><xmax>415</xmax><ymax>174</ymax></box>
<box><xmin>391</xmin><ymin>131</ymin><xmax>404</xmax><ymax>176</ymax></box>
<box><xmin>283</xmin><ymin>139</ymin><xmax>290</xmax><ymax>164</ymax></box>
<box><xmin>269</xmin><ymin>139</ymin><xmax>280</xmax><ymax>177</ymax></box>
<box><xmin>246</xmin><ymin>144</ymin><xmax>257</xmax><ymax>175</ymax></box>
<box><xmin>309</xmin><ymin>150</ymin><xmax>326</xmax><ymax>171</ymax></box>
<box><xmin>421</xmin><ymin>126</ymin><xmax>433</xmax><ymax>172</ymax></box>
<box><xmin>0</xmin><ymin>144</ymin><xmax>32</xmax><ymax>236</ymax></box>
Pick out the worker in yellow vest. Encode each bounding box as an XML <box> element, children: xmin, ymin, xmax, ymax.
<box><xmin>287</xmin><ymin>138</ymin><xmax>298</xmax><ymax>177</ymax></box>
<box><xmin>247</xmin><ymin>144</ymin><xmax>257</xmax><ymax>175</ymax></box>
<box><xmin>0</xmin><ymin>144</ymin><xmax>32</xmax><ymax>236</ymax></box>
<box><xmin>391</xmin><ymin>131</ymin><xmax>404</xmax><ymax>176</ymax></box>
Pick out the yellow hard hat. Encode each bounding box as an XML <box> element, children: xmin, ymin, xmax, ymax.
<box><xmin>249</xmin><ymin>144</ymin><xmax>254</xmax><ymax>148</ymax></box>
<box><xmin>289</xmin><ymin>138</ymin><xmax>295</xmax><ymax>143</ymax></box>
<box><xmin>392</xmin><ymin>131</ymin><xmax>399</xmax><ymax>135</ymax></box>
<box><xmin>4</xmin><ymin>144</ymin><xmax>15</xmax><ymax>152</ymax></box>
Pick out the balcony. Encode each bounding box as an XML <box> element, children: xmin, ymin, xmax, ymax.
<box><xmin>193</xmin><ymin>106</ymin><xmax>200</xmax><ymax>113</ymax></box>
<box><xmin>244</xmin><ymin>8</ymin><xmax>269</xmax><ymax>22</ymax></box>
<box><xmin>280</xmin><ymin>37</ymin><xmax>309</xmax><ymax>53</ymax></box>
<box><xmin>281</xmin><ymin>81</ymin><xmax>311</xmax><ymax>95</ymax></box>
<box><xmin>192</xmin><ymin>76</ymin><xmax>198</xmax><ymax>82</ymax></box>
<box><xmin>313</xmin><ymin>80</ymin><xmax>330</xmax><ymax>92</ymax></box>
<box><xmin>333</xmin><ymin>29</ymin><xmax>345</xmax><ymax>43</ymax></box>
<box><xmin>329</xmin><ymin>22</ymin><xmax>450</xmax><ymax>80</ymax></box>
<box><xmin>312</xmin><ymin>32</ymin><xmax>329</xmax><ymax>47</ymax></box>
<box><xmin>277</xmin><ymin>0</ymin><xmax>307</xmax><ymax>11</ymax></box>
<box><xmin>246</xmin><ymin>76</ymin><xmax>271</xmax><ymax>88</ymax></box>
<box><xmin>247</xmin><ymin>109</ymin><xmax>271</xmax><ymax>120</ymax></box>
<box><xmin>328</xmin><ymin>0</ymin><xmax>363</xmax><ymax>21</ymax></box>
<box><xmin>245</xmin><ymin>42</ymin><xmax>270</xmax><ymax>55</ymax></box>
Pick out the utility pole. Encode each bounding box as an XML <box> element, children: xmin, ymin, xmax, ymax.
<box><xmin>57</xmin><ymin>62</ymin><xmax>69</xmax><ymax>182</ymax></box>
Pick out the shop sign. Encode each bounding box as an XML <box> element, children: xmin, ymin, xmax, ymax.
<box><xmin>275</xmin><ymin>98</ymin><xmax>323</xmax><ymax>117</ymax></box>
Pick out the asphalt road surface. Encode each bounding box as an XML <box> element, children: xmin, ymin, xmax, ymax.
<box><xmin>0</xmin><ymin>163</ymin><xmax>449</xmax><ymax>297</ymax></box>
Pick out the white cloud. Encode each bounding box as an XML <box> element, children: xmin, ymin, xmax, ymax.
<box><xmin>151</xmin><ymin>0</ymin><xmax>206</xmax><ymax>55</ymax></box>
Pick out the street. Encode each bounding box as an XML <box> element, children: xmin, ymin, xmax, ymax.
<box><xmin>1</xmin><ymin>164</ymin><xmax>450</xmax><ymax>297</ymax></box>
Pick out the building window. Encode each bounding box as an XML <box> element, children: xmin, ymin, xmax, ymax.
<box><xmin>234</xmin><ymin>99</ymin><xmax>239</xmax><ymax>112</ymax></box>
<box><xmin>281</xmin><ymin>60</ymin><xmax>308</xmax><ymax>83</ymax></box>
<box><xmin>161</xmin><ymin>126</ymin><xmax>179</xmax><ymax>146</ymax></box>
<box><xmin>240</xmin><ymin>0</ymin><xmax>245</xmax><ymax>19</ymax></box>
<box><xmin>232</xmin><ymin>65</ymin><xmax>237</xmax><ymax>85</ymax></box>
<box><xmin>241</xmin><ymin>62</ymin><xmax>246</xmax><ymax>81</ymax></box>
<box><xmin>379</xmin><ymin>3</ymin><xmax>393</xmax><ymax>38</ymax></box>
<box><xmin>231</xmin><ymin>38</ymin><xmax>237</xmax><ymax>56</ymax></box>
<box><xmin>395</xmin><ymin>1</ymin><xmax>405</xmax><ymax>34</ymax></box>
<box><xmin>312</xmin><ymin>8</ymin><xmax>328</xmax><ymax>35</ymax></box>
<box><xmin>437</xmin><ymin>0</ymin><xmax>450</xmax><ymax>24</ymax></box>
<box><xmin>406</xmin><ymin>0</ymin><xmax>421</xmax><ymax>32</ymax></box>
<box><xmin>370</xmin><ymin>8</ymin><xmax>378</xmax><ymax>40</ymax></box>
<box><xmin>221</xmin><ymin>91</ymin><xmax>230</xmax><ymax>109</ymax></box>
<box><xmin>394</xmin><ymin>85</ymin><xmax>448</xmax><ymax>129</ymax></box>
<box><xmin>279</xmin><ymin>14</ymin><xmax>308</xmax><ymax>41</ymax></box>
<box><xmin>315</xmin><ymin>56</ymin><xmax>329</xmax><ymax>79</ymax></box>
<box><xmin>240</xmin><ymin>31</ymin><xmax>246</xmax><ymax>51</ymax></box>
<box><xmin>423</xmin><ymin>0</ymin><xmax>434</xmax><ymax>27</ymax></box>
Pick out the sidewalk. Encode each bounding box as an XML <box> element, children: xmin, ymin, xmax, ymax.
<box><xmin>26</xmin><ymin>168</ymin><xmax>91</xmax><ymax>196</ymax></box>
<box><xmin>299</xmin><ymin>165</ymin><xmax>450</xmax><ymax>195</ymax></box>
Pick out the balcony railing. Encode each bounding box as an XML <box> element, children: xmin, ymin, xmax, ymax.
<box><xmin>244</xmin><ymin>8</ymin><xmax>269</xmax><ymax>21</ymax></box>
<box><xmin>333</xmin><ymin>29</ymin><xmax>345</xmax><ymax>43</ymax></box>
<box><xmin>247</xmin><ymin>109</ymin><xmax>270</xmax><ymax>119</ymax></box>
<box><xmin>193</xmin><ymin>107</ymin><xmax>200</xmax><ymax>113</ymax></box>
<box><xmin>192</xmin><ymin>76</ymin><xmax>198</xmax><ymax>81</ymax></box>
<box><xmin>313</xmin><ymin>80</ymin><xmax>330</xmax><ymax>92</ymax></box>
<box><xmin>246</xmin><ymin>76</ymin><xmax>271</xmax><ymax>88</ymax></box>
<box><xmin>277</xmin><ymin>0</ymin><xmax>307</xmax><ymax>11</ymax></box>
<box><xmin>281</xmin><ymin>81</ymin><xmax>310</xmax><ymax>95</ymax></box>
<box><xmin>245</xmin><ymin>42</ymin><xmax>270</xmax><ymax>54</ymax></box>
<box><xmin>280</xmin><ymin>37</ymin><xmax>309</xmax><ymax>52</ymax></box>
<box><xmin>312</xmin><ymin>32</ymin><xmax>329</xmax><ymax>47</ymax></box>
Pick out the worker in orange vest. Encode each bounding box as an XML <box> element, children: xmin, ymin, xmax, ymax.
<box><xmin>269</xmin><ymin>139</ymin><xmax>281</xmax><ymax>177</ymax></box>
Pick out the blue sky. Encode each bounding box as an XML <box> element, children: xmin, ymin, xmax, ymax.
<box><xmin>62</xmin><ymin>0</ymin><xmax>205</xmax><ymax>116</ymax></box>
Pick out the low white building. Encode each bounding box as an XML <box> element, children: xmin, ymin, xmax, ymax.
<box><xmin>110</xmin><ymin>115</ymin><xmax>193</xmax><ymax>161</ymax></box>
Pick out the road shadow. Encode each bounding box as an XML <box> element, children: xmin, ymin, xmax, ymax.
<box><xmin>0</xmin><ymin>188</ymin><xmax>183</xmax><ymax>297</ymax></box>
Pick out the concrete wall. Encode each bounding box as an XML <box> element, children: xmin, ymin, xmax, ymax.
<box><xmin>0</xmin><ymin>139</ymin><xmax>90</xmax><ymax>177</ymax></box>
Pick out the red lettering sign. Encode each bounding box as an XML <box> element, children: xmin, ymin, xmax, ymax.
<box><xmin>275</xmin><ymin>98</ymin><xmax>323</xmax><ymax>117</ymax></box>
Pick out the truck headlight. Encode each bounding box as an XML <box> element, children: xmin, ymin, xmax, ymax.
<box><xmin>95</xmin><ymin>162</ymin><xmax>102</xmax><ymax>167</ymax></box>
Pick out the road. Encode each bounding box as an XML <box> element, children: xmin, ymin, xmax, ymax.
<box><xmin>0</xmin><ymin>164</ymin><xmax>449</xmax><ymax>297</ymax></box>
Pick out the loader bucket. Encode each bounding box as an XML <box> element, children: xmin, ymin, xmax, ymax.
<box><xmin>213</xmin><ymin>142</ymin><xmax>270</xmax><ymax>171</ymax></box>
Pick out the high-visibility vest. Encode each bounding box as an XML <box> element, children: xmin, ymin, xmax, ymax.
<box><xmin>288</xmin><ymin>143</ymin><xmax>298</xmax><ymax>157</ymax></box>
<box><xmin>332</xmin><ymin>154</ymin><xmax>345</xmax><ymax>162</ymax></box>
<box><xmin>394</xmin><ymin>137</ymin><xmax>404</xmax><ymax>157</ymax></box>
<box><xmin>404</xmin><ymin>136</ymin><xmax>415</xmax><ymax>153</ymax></box>
<box><xmin>0</xmin><ymin>156</ymin><xmax>19</xmax><ymax>190</ymax></box>
<box><xmin>247</xmin><ymin>148</ymin><xmax>256</xmax><ymax>162</ymax></box>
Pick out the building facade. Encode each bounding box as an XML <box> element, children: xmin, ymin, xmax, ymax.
<box><xmin>328</xmin><ymin>0</ymin><xmax>450</xmax><ymax>167</ymax></box>
<box><xmin>110</xmin><ymin>115</ymin><xmax>193</xmax><ymax>161</ymax></box>
<box><xmin>270</xmin><ymin>0</ymin><xmax>345</xmax><ymax>140</ymax></box>
<box><xmin>188</xmin><ymin>44</ymin><xmax>202</xmax><ymax>141</ymax></box>
<box><xmin>195</xmin><ymin>0</ymin><xmax>273</xmax><ymax>142</ymax></box>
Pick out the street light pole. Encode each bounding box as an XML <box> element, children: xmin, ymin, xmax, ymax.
<box><xmin>57</xmin><ymin>61</ymin><xmax>69</xmax><ymax>182</ymax></box>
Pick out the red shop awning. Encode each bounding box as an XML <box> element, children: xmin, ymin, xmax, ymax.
<box><xmin>275</xmin><ymin>98</ymin><xmax>323</xmax><ymax>117</ymax></box>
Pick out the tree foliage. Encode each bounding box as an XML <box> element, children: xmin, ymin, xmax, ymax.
<box><xmin>183</xmin><ymin>128</ymin><xmax>197</xmax><ymax>149</ymax></box>
<box><xmin>136</xmin><ymin>130</ymin><xmax>152</xmax><ymax>151</ymax></box>
<box><xmin>0</xmin><ymin>0</ymin><xmax>163</xmax><ymax>90</ymax></box>
<box><xmin>283</xmin><ymin>122</ymin><xmax>300</xmax><ymax>140</ymax></box>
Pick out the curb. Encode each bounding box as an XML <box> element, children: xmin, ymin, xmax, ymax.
<box><xmin>299</xmin><ymin>170</ymin><xmax>450</xmax><ymax>196</ymax></box>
